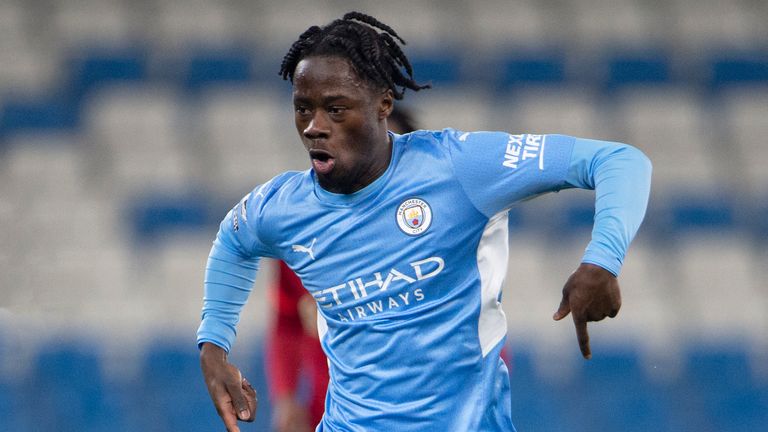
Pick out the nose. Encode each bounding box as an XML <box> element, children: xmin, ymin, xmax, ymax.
<box><xmin>303</xmin><ymin>112</ymin><xmax>330</xmax><ymax>140</ymax></box>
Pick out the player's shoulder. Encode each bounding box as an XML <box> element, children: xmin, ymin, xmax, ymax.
<box><xmin>394</xmin><ymin>128</ymin><xmax>471</xmax><ymax>158</ymax></box>
<box><xmin>397</xmin><ymin>128</ymin><xmax>466</xmax><ymax>144</ymax></box>
<box><xmin>242</xmin><ymin>170</ymin><xmax>310</xmax><ymax>212</ymax></box>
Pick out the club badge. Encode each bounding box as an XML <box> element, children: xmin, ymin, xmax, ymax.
<box><xmin>396</xmin><ymin>198</ymin><xmax>432</xmax><ymax>236</ymax></box>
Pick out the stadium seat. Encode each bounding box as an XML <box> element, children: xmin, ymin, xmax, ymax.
<box><xmin>66</xmin><ymin>48</ymin><xmax>149</xmax><ymax>102</ymax></box>
<box><xmin>181</xmin><ymin>48</ymin><xmax>256</xmax><ymax>93</ymax></box>
<box><xmin>0</xmin><ymin>96</ymin><xmax>79</xmax><ymax>139</ymax></box>
<box><xmin>667</xmin><ymin>0</ymin><xmax>766</xmax><ymax>55</ymax></box>
<box><xmin>708</xmin><ymin>53</ymin><xmax>768</xmax><ymax>90</ymax></box>
<box><xmin>507</xmin><ymin>348</ymin><xmax>566</xmax><ymax>432</ymax></box>
<box><xmin>678</xmin><ymin>346</ymin><xmax>768</xmax><ymax>431</ymax></box>
<box><xmin>197</xmin><ymin>87</ymin><xmax>306</xmax><ymax>192</ymax></box>
<box><xmin>719</xmin><ymin>86</ymin><xmax>768</xmax><ymax>189</ymax></box>
<box><xmin>613</xmin><ymin>87</ymin><xmax>718</xmax><ymax>189</ymax></box>
<box><xmin>411</xmin><ymin>89</ymin><xmax>494</xmax><ymax>132</ymax></box>
<box><xmin>602</xmin><ymin>50</ymin><xmax>672</xmax><ymax>91</ymax></box>
<box><xmin>150</xmin><ymin>0</ymin><xmax>249</xmax><ymax>51</ymax></box>
<box><xmin>128</xmin><ymin>191</ymin><xmax>215</xmax><ymax>245</ymax></box>
<box><xmin>497</xmin><ymin>51</ymin><xmax>568</xmax><ymax>90</ymax></box>
<box><xmin>138</xmin><ymin>342</ymin><xmax>224</xmax><ymax>432</ymax></box>
<box><xmin>51</xmin><ymin>0</ymin><xmax>139</xmax><ymax>50</ymax></box>
<box><xmin>84</xmin><ymin>85</ymin><xmax>193</xmax><ymax>194</ymax></box>
<box><xmin>569</xmin><ymin>348</ymin><xmax>670</xmax><ymax>431</ymax></box>
<box><xmin>32</xmin><ymin>342</ymin><xmax>125</xmax><ymax>432</ymax></box>
<box><xmin>500</xmin><ymin>87</ymin><xmax>614</xmax><ymax>140</ymax></box>
<box><xmin>466</xmin><ymin>0</ymin><xmax>564</xmax><ymax>52</ymax></box>
<box><xmin>0</xmin><ymin>378</ymin><xmax>28</xmax><ymax>431</ymax></box>
<box><xmin>567</xmin><ymin>0</ymin><xmax>668</xmax><ymax>52</ymax></box>
<box><xmin>408</xmin><ymin>53</ymin><xmax>464</xmax><ymax>87</ymax></box>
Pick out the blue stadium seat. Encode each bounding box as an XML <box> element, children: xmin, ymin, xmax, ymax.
<box><xmin>568</xmin><ymin>348</ymin><xmax>670</xmax><ymax>432</ymax></box>
<box><xmin>128</xmin><ymin>191</ymin><xmax>217</xmax><ymax>245</ymax></box>
<box><xmin>709</xmin><ymin>52</ymin><xmax>768</xmax><ymax>90</ymax></box>
<box><xmin>602</xmin><ymin>50</ymin><xmax>672</xmax><ymax>91</ymax></box>
<box><xmin>32</xmin><ymin>342</ymin><xmax>124</xmax><ymax>432</ymax></box>
<box><xmin>182</xmin><ymin>48</ymin><xmax>255</xmax><ymax>93</ymax></box>
<box><xmin>507</xmin><ymin>348</ymin><xmax>566</xmax><ymax>432</ymax></box>
<box><xmin>496</xmin><ymin>51</ymin><xmax>567</xmax><ymax>90</ymax></box>
<box><xmin>652</xmin><ymin>193</ymin><xmax>741</xmax><ymax>241</ymax></box>
<box><xmin>408</xmin><ymin>53</ymin><xmax>463</xmax><ymax>87</ymax></box>
<box><xmin>138</xmin><ymin>342</ymin><xmax>223</xmax><ymax>432</ymax></box>
<box><xmin>0</xmin><ymin>378</ymin><xmax>28</xmax><ymax>431</ymax></box>
<box><xmin>0</xmin><ymin>96</ymin><xmax>79</xmax><ymax>140</ymax></box>
<box><xmin>678</xmin><ymin>345</ymin><xmax>767</xmax><ymax>431</ymax></box>
<box><xmin>66</xmin><ymin>48</ymin><xmax>149</xmax><ymax>101</ymax></box>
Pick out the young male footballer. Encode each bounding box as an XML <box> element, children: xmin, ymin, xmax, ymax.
<box><xmin>197</xmin><ymin>11</ymin><xmax>652</xmax><ymax>432</ymax></box>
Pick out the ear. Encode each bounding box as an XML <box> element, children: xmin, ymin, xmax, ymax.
<box><xmin>378</xmin><ymin>89</ymin><xmax>395</xmax><ymax>120</ymax></box>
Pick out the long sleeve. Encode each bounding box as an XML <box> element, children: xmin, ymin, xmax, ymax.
<box><xmin>564</xmin><ymin>138</ymin><xmax>653</xmax><ymax>276</ymax></box>
<box><xmin>196</xmin><ymin>237</ymin><xmax>261</xmax><ymax>353</ymax></box>
<box><xmin>196</xmin><ymin>193</ymin><xmax>266</xmax><ymax>353</ymax></box>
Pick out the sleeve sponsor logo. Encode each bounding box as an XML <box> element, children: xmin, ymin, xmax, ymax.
<box><xmin>503</xmin><ymin>134</ymin><xmax>545</xmax><ymax>170</ymax></box>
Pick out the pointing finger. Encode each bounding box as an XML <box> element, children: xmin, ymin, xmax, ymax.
<box><xmin>573</xmin><ymin>314</ymin><xmax>591</xmax><ymax>359</ymax></box>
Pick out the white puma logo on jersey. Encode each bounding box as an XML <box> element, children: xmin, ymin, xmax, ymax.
<box><xmin>292</xmin><ymin>238</ymin><xmax>317</xmax><ymax>260</ymax></box>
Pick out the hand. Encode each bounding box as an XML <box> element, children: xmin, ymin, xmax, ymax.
<box><xmin>553</xmin><ymin>263</ymin><xmax>621</xmax><ymax>359</ymax></box>
<box><xmin>274</xmin><ymin>396</ymin><xmax>312</xmax><ymax>432</ymax></box>
<box><xmin>200</xmin><ymin>343</ymin><xmax>258</xmax><ymax>431</ymax></box>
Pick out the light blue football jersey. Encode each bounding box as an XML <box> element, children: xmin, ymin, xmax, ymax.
<box><xmin>197</xmin><ymin>129</ymin><xmax>652</xmax><ymax>431</ymax></box>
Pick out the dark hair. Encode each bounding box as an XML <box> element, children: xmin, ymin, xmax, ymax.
<box><xmin>279</xmin><ymin>11</ymin><xmax>430</xmax><ymax>100</ymax></box>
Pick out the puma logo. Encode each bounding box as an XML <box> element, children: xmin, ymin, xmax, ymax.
<box><xmin>292</xmin><ymin>238</ymin><xmax>317</xmax><ymax>261</ymax></box>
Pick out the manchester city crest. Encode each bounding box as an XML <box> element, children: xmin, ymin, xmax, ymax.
<box><xmin>396</xmin><ymin>198</ymin><xmax>432</xmax><ymax>235</ymax></box>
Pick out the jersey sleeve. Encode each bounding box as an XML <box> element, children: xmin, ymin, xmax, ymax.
<box><xmin>448</xmin><ymin>130</ymin><xmax>652</xmax><ymax>276</ymax></box>
<box><xmin>447</xmin><ymin>130</ymin><xmax>575</xmax><ymax>216</ymax></box>
<box><xmin>196</xmin><ymin>189</ymin><xmax>272</xmax><ymax>353</ymax></box>
<box><xmin>564</xmin><ymin>138</ymin><xmax>652</xmax><ymax>276</ymax></box>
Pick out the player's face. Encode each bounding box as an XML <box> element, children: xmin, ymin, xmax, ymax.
<box><xmin>292</xmin><ymin>55</ymin><xmax>394</xmax><ymax>194</ymax></box>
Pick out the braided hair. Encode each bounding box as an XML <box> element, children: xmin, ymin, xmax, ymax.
<box><xmin>279</xmin><ymin>11</ymin><xmax>430</xmax><ymax>100</ymax></box>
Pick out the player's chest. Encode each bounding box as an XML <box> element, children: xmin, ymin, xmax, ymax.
<box><xmin>276</xmin><ymin>178</ymin><xmax>483</xmax><ymax>294</ymax></box>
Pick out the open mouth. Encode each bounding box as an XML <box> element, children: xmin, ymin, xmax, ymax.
<box><xmin>309</xmin><ymin>149</ymin><xmax>336</xmax><ymax>175</ymax></box>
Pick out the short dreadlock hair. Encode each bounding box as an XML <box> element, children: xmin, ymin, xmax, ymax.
<box><xmin>279</xmin><ymin>11</ymin><xmax>430</xmax><ymax>100</ymax></box>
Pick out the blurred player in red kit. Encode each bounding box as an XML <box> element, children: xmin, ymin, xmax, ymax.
<box><xmin>266</xmin><ymin>107</ymin><xmax>418</xmax><ymax>432</ymax></box>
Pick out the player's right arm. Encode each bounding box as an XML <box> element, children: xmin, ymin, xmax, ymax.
<box><xmin>197</xmin><ymin>189</ymin><xmax>272</xmax><ymax>430</ymax></box>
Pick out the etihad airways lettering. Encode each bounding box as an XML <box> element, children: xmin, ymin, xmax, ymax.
<box><xmin>338</xmin><ymin>288</ymin><xmax>425</xmax><ymax>322</ymax></box>
<box><xmin>311</xmin><ymin>256</ymin><xmax>444</xmax><ymax>310</ymax></box>
<box><xmin>503</xmin><ymin>134</ymin><xmax>543</xmax><ymax>169</ymax></box>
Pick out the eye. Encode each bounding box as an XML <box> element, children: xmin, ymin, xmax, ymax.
<box><xmin>328</xmin><ymin>106</ymin><xmax>346</xmax><ymax>115</ymax></box>
<box><xmin>295</xmin><ymin>106</ymin><xmax>311</xmax><ymax>116</ymax></box>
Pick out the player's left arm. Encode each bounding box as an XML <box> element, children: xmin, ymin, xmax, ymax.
<box><xmin>447</xmin><ymin>131</ymin><xmax>651</xmax><ymax>358</ymax></box>
<box><xmin>552</xmin><ymin>138</ymin><xmax>652</xmax><ymax>359</ymax></box>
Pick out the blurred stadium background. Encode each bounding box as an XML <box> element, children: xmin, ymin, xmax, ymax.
<box><xmin>0</xmin><ymin>0</ymin><xmax>767</xmax><ymax>430</ymax></box>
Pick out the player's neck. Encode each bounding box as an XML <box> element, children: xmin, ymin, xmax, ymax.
<box><xmin>320</xmin><ymin>134</ymin><xmax>393</xmax><ymax>195</ymax></box>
